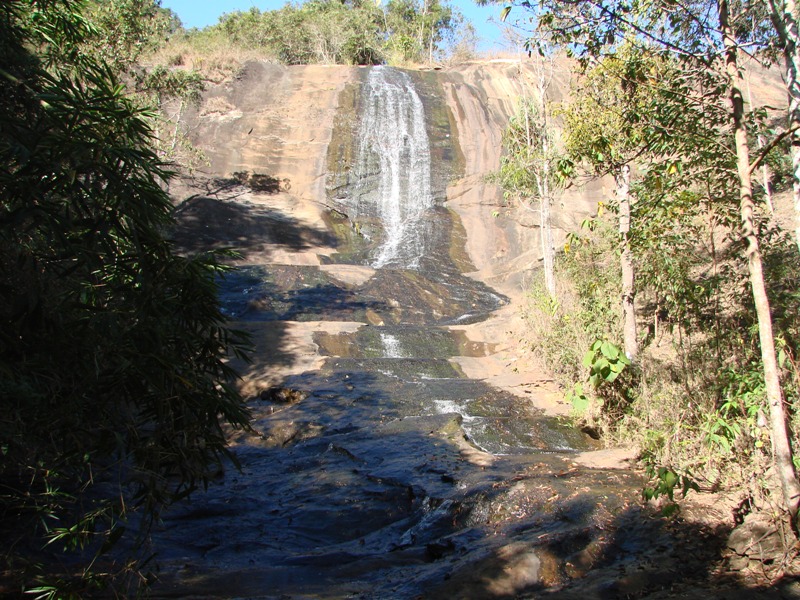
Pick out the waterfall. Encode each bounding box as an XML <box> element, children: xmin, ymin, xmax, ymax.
<box><xmin>352</xmin><ymin>67</ymin><xmax>433</xmax><ymax>269</ymax></box>
<box><xmin>379</xmin><ymin>331</ymin><xmax>404</xmax><ymax>358</ymax></box>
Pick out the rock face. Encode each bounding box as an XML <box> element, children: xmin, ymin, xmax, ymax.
<box><xmin>439</xmin><ymin>58</ymin><xmax>605</xmax><ymax>296</ymax></box>
<box><xmin>171</xmin><ymin>59</ymin><xmax>605</xmax><ymax>405</ymax></box>
<box><xmin>177</xmin><ymin>59</ymin><xmax>602</xmax><ymax>299</ymax></box>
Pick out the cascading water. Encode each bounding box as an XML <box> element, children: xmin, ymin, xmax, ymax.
<box><xmin>351</xmin><ymin>67</ymin><xmax>433</xmax><ymax>269</ymax></box>
<box><xmin>379</xmin><ymin>331</ymin><xmax>404</xmax><ymax>358</ymax></box>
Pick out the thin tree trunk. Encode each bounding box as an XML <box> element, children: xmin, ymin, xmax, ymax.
<box><xmin>170</xmin><ymin>97</ymin><xmax>185</xmax><ymax>154</ymax></box>
<box><xmin>747</xmin><ymin>78</ymin><xmax>776</xmax><ymax>215</ymax></box>
<box><xmin>540</xmin><ymin>169</ymin><xmax>556</xmax><ymax>298</ymax></box>
<box><xmin>767</xmin><ymin>0</ymin><xmax>800</xmax><ymax>251</ymax></box>
<box><xmin>722</xmin><ymin>0</ymin><xmax>800</xmax><ymax>525</ymax></box>
<box><xmin>536</xmin><ymin>164</ymin><xmax>556</xmax><ymax>298</ymax></box>
<box><xmin>759</xmin><ymin>132</ymin><xmax>776</xmax><ymax>216</ymax></box>
<box><xmin>617</xmin><ymin>164</ymin><xmax>637</xmax><ymax>362</ymax></box>
<box><xmin>418</xmin><ymin>0</ymin><xmax>428</xmax><ymax>61</ymax></box>
<box><xmin>535</xmin><ymin>57</ymin><xmax>556</xmax><ymax>298</ymax></box>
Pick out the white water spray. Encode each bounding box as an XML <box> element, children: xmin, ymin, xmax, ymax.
<box><xmin>352</xmin><ymin>67</ymin><xmax>433</xmax><ymax>269</ymax></box>
<box><xmin>379</xmin><ymin>331</ymin><xmax>404</xmax><ymax>358</ymax></box>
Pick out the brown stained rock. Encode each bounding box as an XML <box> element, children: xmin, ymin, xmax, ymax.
<box><xmin>489</xmin><ymin>543</ymin><xmax>543</xmax><ymax>594</ymax></box>
<box><xmin>433</xmin><ymin>542</ymin><xmax>543</xmax><ymax>599</ymax></box>
<box><xmin>564</xmin><ymin>537</ymin><xmax>607</xmax><ymax>578</ymax></box>
<box><xmin>259</xmin><ymin>386</ymin><xmax>309</xmax><ymax>404</ymax></box>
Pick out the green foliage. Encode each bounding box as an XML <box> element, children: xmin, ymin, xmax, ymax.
<box><xmin>559</xmin><ymin>43</ymin><xmax>658</xmax><ymax>176</ymax></box>
<box><xmin>515</xmin><ymin>42</ymin><xmax>800</xmax><ymax>507</ymax></box>
<box><xmin>550</xmin><ymin>47</ymin><xmax>800</xmax><ymax>504</ymax></box>
<box><xmin>521</xmin><ymin>216</ymin><xmax>628</xmax><ymax>419</ymax></box>
<box><xmin>561</xmin><ymin>216</ymin><xmax>621</xmax><ymax>343</ymax></box>
<box><xmin>137</xmin><ymin>64</ymin><xmax>203</xmax><ymax>104</ymax></box>
<box><xmin>178</xmin><ymin>0</ymin><xmax>465</xmax><ymax>67</ymax></box>
<box><xmin>77</xmin><ymin>0</ymin><xmax>207</xmax><ymax>167</ymax></box>
<box><xmin>0</xmin><ymin>0</ymin><xmax>249</xmax><ymax>593</ymax></box>
<box><xmin>642</xmin><ymin>456</ymin><xmax>700</xmax><ymax>516</ymax></box>
<box><xmin>83</xmin><ymin>0</ymin><xmax>179</xmax><ymax>70</ymax></box>
<box><xmin>566</xmin><ymin>382</ymin><xmax>590</xmax><ymax>415</ymax></box>
<box><xmin>499</xmin><ymin>0</ymin><xmax>800</xmax><ymax>520</ymax></box>
<box><xmin>583</xmin><ymin>339</ymin><xmax>631</xmax><ymax>387</ymax></box>
<box><xmin>211</xmin><ymin>2</ymin><xmax>386</xmax><ymax>65</ymax></box>
<box><xmin>385</xmin><ymin>0</ymin><xmax>461</xmax><ymax>63</ymax></box>
<box><xmin>497</xmin><ymin>96</ymin><xmax>560</xmax><ymax>202</ymax></box>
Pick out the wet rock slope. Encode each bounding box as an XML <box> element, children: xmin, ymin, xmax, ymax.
<box><xmin>155</xmin><ymin>61</ymin><xmax>704</xmax><ymax>599</ymax></box>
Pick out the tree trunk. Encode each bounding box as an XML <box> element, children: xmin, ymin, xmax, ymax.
<box><xmin>538</xmin><ymin>165</ymin><xmax>556</xmax><ymax>298</ymax></box>
<box><xmin>617</xmin><ymin>164</ymin><xmax>637</xmax><ymax>362</ymax></box>
<box><xmin>767</xmin><ymin>0</ymin><xmax>800</xmax><ymax>251</ymax></box>
<box><xmin>722</xmin><ymin>0</ymin><xmax>800</xmax><ymax>525</ymax></box>
<box><xmin>418</xmin><ymin>0</ymin><xmax>429</xmax><ymax>62</ymax></box>
<box><xmin>169</xmin><ymin>97</ymin><xmax>185</xmax><ymax>155</ymax></box>
<box><xmin>747</xmin><ymin>78</ymin><xmax>776</xmax><ymax>215</ymax></box>
<box><xmin>535</xmin><ymin>60</ymin><xmax>556</xmax><ymax>298</ymax></box>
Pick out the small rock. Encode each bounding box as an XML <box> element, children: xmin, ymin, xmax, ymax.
<box><xmin>727</xmin><ymin>512</ymin><xmax>788</xmax><ymax>564</ymax></box>
<box><xmin>260</xmin><ymin>387</ymin><xmax>309</xmax><ymax>404</ymax></box>
<box><xmin>727</xmin><ymin>554</ymin><xmax>750</xmax><ymax>571</ymax></box>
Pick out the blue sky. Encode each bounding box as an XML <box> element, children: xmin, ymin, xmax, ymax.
<box><xmin>158</xmin><ymin>1</ymin><xmax>521</xmax><ymax>53</ymax></box>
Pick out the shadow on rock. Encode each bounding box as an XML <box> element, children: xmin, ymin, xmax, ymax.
<box><xmin>426</xmin><ymin>490</ymin><xmax>800</xmax><ymax>600</ymax></box>
<box><xmin>172</xmin><ymin>195</ymin><xmax>335</xmax><ymax>256</ymax></box>
<box><xmin>218</xmin><ymin>266</ymin><xmax>388</xmax><ymax>322</ymax></box>
<box><xmin>149</xmin><ymin>357</ymin><xmax>800</xmax><ymax>599</ymax></box>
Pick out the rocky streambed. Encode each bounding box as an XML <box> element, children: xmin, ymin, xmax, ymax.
<box><xmin>155</xmin><ymin>173</ymin><xmax>737</xmax><ymax>600</ymax></box>
<box><xmin>151</xmin><ymin>62</ymin><xmax>795</xmax><ymax>599</ymax></box>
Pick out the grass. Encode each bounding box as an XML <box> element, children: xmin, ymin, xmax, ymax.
<box><xmin>146</xmin><ymin>31</ymin><xmax>277</xmax><ymax>84</ymax></box>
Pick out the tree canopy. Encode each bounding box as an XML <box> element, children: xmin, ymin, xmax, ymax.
<box><xmin>488</xmin><ymin>0</ymin><xmax>800</xmax><ymax>529</ymax></box>
<box><xmin>180</xmin><ymin>0</ymin><xmax>470</xmax><ymax>66</ymax></box>
<box><xmin>0</xmin><ymin>0</ymin><xmax>250</xmax><ymax>595</ymax></box>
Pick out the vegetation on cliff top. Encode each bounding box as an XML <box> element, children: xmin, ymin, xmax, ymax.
<box><xmin>150</xmin><ymin>0</ymin><xmax>478</xmax><ymax>82</ymax></box>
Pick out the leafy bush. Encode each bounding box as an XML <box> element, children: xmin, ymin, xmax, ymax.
<box><xmin>522</xmin><ymin>214</ymin><xmax>629</xmax><ymax>427</ymax></box>
<box><xmin>522</xmin><ymin>192</ymin><xmax>800</xmax><ymax>499</ymax></box>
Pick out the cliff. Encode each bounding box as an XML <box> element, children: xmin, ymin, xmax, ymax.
<box><xmin>172</xmin><ymin>59</ymin><xmax>603</xmax><ymax>299</ymax></box>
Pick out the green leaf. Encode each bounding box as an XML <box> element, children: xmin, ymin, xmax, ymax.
<box><xmin>661</xmin><ymin>502</ymin><xmax>680</xmax><ymax>517</ymax></box>
<box><xmin>600</xmin><ymin>341</ymin><xmax>619</xmax><ymax>360</ymax></box>
<box><xmin>500</xmin><ymin>6</ymin><xmax>512</xmax><ymax>22</ymax></box>
<box><xmin>570</xmin><ymin>383</ymin><xmax>590</xmax><ymax>415</ymax></box>
<box><xmin>593</xmin><ymin>357</ymin><xmax>610</xmax><ymax>373</ymax></box>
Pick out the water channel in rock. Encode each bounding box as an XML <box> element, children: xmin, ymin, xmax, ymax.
<box><xmin>154</xmin><ymin>67</ymin><xmax>667</xmax><ymax>599</ymax></box>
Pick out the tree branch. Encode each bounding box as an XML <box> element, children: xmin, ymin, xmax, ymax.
<box><xmin>749</xmin><ymin>124</ymin><xmax>800</xmax><ymax>174</ymax></box>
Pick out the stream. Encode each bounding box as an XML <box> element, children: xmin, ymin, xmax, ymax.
<box><xmin>155</xmin><ymin>67</ymin><xmax>695</xmax><ymax>599</ymax></box>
